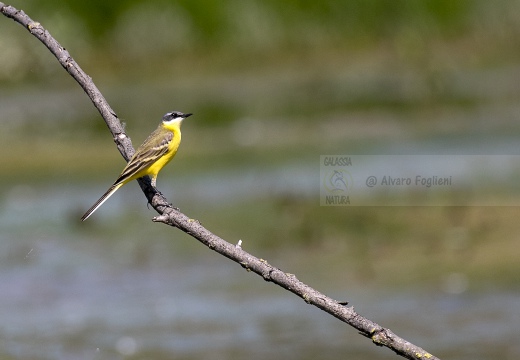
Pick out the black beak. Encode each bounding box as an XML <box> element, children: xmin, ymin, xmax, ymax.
<box><xmin>183</xmin><ymin>113</ymin><xmax>193</xmax><ymax>118</ymax></box>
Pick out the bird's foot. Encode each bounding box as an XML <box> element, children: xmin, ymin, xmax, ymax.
<box><xmin>152</xmin><ymin>187</ymin><xmax>164</xmax><ymax>197</ymax></box>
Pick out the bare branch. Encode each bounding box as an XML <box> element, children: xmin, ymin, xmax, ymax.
<box><xmin>0</xmin><ymin>3</ymin><xmax>440</xmax><ymax>359</ymax></box>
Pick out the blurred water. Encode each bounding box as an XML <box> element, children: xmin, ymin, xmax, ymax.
<box><xmin>1</xmin><ymin>220</ymin><xmax>519</xmax><ymax>360</ymax></box>
<box><xmin>0</xmin><ymin>170</ymin><xmax>519</xmax><ymax>360</ymax></box>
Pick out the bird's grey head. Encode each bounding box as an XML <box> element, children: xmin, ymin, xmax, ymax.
<box><xmin>162</xmin><ymin>111</ymin><xmax>192</xmax><ymax>123</ymax></box>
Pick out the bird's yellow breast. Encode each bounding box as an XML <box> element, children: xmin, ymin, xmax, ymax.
<box><xmin>145</xmin><ymin>122</ymin><xmax>182</xmax><ymax>178</ymax></box>
<box><xmin>146</xmin><ymin>133</ymin><xmax>180</xmax><ymax>177</ymax></box>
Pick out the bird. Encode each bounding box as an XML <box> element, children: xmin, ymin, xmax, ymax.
<box><xmin>81</xmin><ymin>111</ymin><xmax>192</xmax><ymax>221</ymax></box>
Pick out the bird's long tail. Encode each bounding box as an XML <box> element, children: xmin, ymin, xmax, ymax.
<box><xmin>81</xmin><ymin>183</ymin><xmax>123</xmax><ymax>221</ymax></box>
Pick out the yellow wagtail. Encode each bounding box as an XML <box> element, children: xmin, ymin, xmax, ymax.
<box><xmin>81</xmin><ymin>111</ymin><xmax>192</xmax><ymax>221</ymax></box>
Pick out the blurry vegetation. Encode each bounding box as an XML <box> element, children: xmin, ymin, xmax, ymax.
<box><xmin>2</xmin><ymin>0</ymin><xmax>520</xmax><ymax>141</ymax></box>
<box><xmin>3</xmin><ymin>0</ymin><xmax>520</xmax><ymax>130</ymax></box>
<box><xmin>3</xmin><ymin>0</ymin><xmax>520</xmax><ymax>83</ymax></box>
<box><xmin>3</xmin><ymin>1</ymin><xmax>520</xmax><ymax>180</ymax></box>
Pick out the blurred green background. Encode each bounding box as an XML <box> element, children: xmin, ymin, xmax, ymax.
<box><xmin>1</xmin><ymin>1</ymin><xmax>520</xmax><ymax>359</ymax></box>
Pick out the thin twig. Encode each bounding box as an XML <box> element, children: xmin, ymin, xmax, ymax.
<box><xmin>0</xmin><ymin>3</ymin><xmax>440</xmax><ymax>359</ymax></box>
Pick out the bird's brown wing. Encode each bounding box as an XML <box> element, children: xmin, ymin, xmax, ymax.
<box><xmin>114</xmin><ymin>131</ymin><xmax>174</xmax><ymax>185</ymax></box>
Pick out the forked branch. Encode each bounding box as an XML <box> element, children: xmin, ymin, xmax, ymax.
<box><xmin>0</xmin><ymin>3</ymin><xmax>439</xmax><ymax>359</ymax></box>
